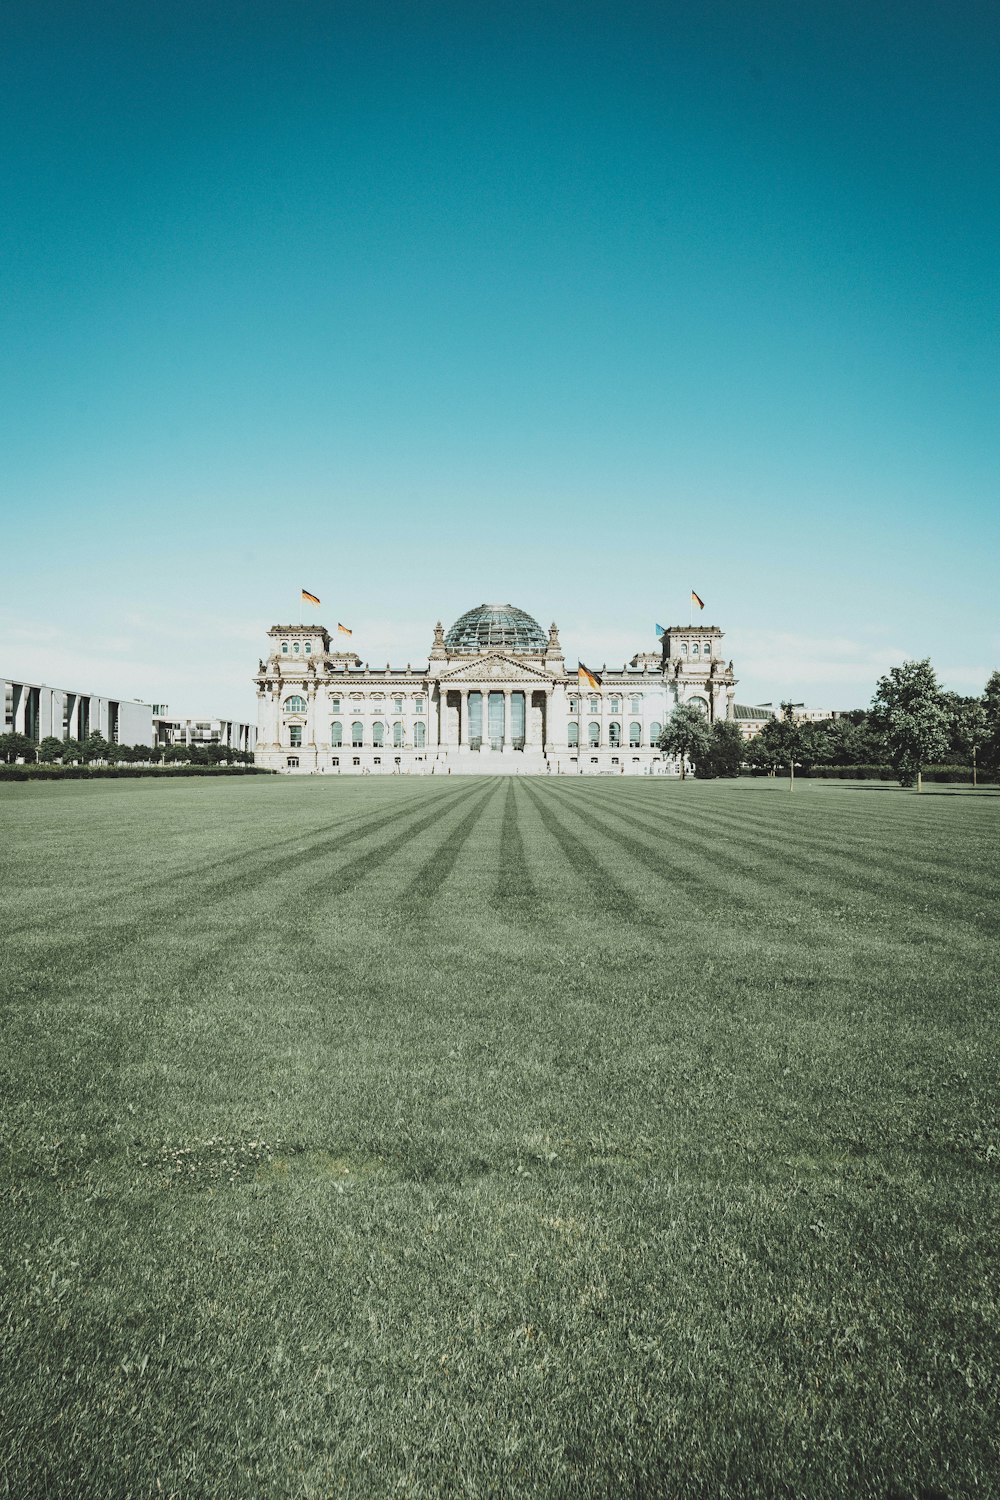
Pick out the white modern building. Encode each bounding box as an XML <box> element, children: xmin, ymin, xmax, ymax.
<box><xmin>2</xmin><ymin>676</ymin><xmax>152</xmax><ymax>746</ymax></box>
<box><xmin>2</xmin><ymin>678</ymin><xmax>256</xmax><ymax>755</ymax></box>
<box><xmin>151</xmin><ymin>709</ymin><xmax>256</xmax><ymax>754</ymax></box>
<box><xmin>254</xmin><ymin>603</ymin><xmax>739</xmax><ymax>775</ymax></box>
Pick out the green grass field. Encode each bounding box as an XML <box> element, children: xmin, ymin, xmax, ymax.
<box><xmin>1</xmin><ymin>776</ymin><xmax>996</xmax><ymax>1499</ymax></box>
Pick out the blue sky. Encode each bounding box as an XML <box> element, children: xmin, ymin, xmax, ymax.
<box><xmin>3</xmin><ymin>0</ymin><xmax>997</xmax><ymax>716</ymax></box>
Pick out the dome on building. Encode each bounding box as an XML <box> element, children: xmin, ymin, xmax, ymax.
<box><xmin>444</xmin><ymin>603</ymin><xmax>549</xmax><ymax>655</ymax></box>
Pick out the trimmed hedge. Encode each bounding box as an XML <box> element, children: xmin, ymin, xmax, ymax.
<box><xmin>803</xmin><ymin>765</ymin><xmax>895</xmax><ymax>780</ymax></box>
<box><xmin>0</xmin><ymin>765</ymin><xmax>274</xmax><ymax>782</ymax></box>
<box><xmin>744</xmin><ymin>764</ymin><xmax>996</xmax><ymax>783</ymax></box>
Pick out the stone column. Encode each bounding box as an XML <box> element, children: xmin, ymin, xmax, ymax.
<box><xmin>502</xmin><ymin>690</ymin><xmax>511</xmax><ymax>748</ymax></box>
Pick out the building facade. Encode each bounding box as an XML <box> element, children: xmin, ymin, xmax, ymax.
<box><xmin>254</xmin><ymin>603</ymin><xmax>738</xmax><ymax>775</ymax></box>
<box><xmin>2</xmin><ymin>677</ymin><xmax>256</xmax><ymax>755</ymax></box>
<box><xmin>3</xmin><ymin>676</ymin><xmax>152</xmax><ymax>746</ymax></box>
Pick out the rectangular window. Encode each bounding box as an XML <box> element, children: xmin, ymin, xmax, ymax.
<box><xmin>393</xmin><ymin>697</ymin><xmax>403</xmax><ymax>713</ymax></box>
<box><xmin>289</xmin><ymin>725</ymin><xmax>303</xmax><ymax>747</ymax></box>
<box><xmin>332</xmin><ymin>757</ymin><xmax>339</xmax><ymax>766</ymax></box>
<box><xmin>414</xmin><ymin>696</ymin><xmax>425</xmax><ymax>712</ymax></box>
<box><xmin>330</xmin><ymin>698</ymin><xmax>341</xmax><ymax>712</ymax></box>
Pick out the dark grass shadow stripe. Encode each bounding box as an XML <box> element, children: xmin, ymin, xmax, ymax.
<box><xmin>575</xmin><ymin>782</ymin><xmax>1000</xmax><ymax>931</ymax></box>
<box><xmin>7</xmin><ymin>782</ymin><xmax>488</xmax><ymax>992</ymax></box>
<box><xmin>397</xmin><ymin>779</ymin><xmax>503</xmax><ymax>905</ymax></box>
<box><xmin>1</xmin><ymin>781</ymin><xmax>454</xmax><ymax>941</ymax></box>
<box><xmin>542</xmin><ymin>782</ymin><xmax>991</xmax><ymax>962</ymax></box>
<box><xmin>519</xmin><ymin>778</ymin><xmax>651</xmax><ymax>927</ymax></box>
<box><xmin>494</xmin><ymin>780</ymin><xmax>537</xmax><ymax>915</ymax></box>
<box><xmin>538</xmin><ymin>779</ymin><xmax>752</xmax><ymax>921</ymax></box>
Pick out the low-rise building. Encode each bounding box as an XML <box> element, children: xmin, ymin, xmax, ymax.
<box><xmin>2</xmin><ymin>679</ymin><xmax>255</xmax><ymax>756</ymax></box>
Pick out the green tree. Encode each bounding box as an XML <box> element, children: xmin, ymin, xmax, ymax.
<box><xmin>695</xmin><ymin>719</ymin><xmax>745</xmax><ymax>778</ymax></box>
<box><xmin>870</xmin><ymin>659</ymin><xmax>948</xmax><ymax>791</ymax></box>
<box><xmin>0</xmin><ymin>732</ymin><xmax>36</xmax><ymax>764</ymax></box>
<box><xmin>810</xmin><ymin>712</ymin><xmax>886</xmax><ymax>768</ymax></box>
<box><xmin>942</xmin><ymin>692</ymin><xmax>988</xmax><ymax>784</ymax></box>
<box><xmin>61</xmin><ymin>737</ymin><xmax>82</xmax><ymax>764</ymax></box>
<box><xmin>37</xmin><ymin>736</ymin><xmax>64</xmax><ymax>763</ymax></box>
<box><xmin>980</xmin><ymin>672</ymin><xmax>1000</xmax><ymax>778</ymax></box>
<box><xmin>81</xmin><ymin>732</ymin><xmax>109</xmax><ymax>764</ymax></box>
<box><xmin>658</xmin><ymin>704</ymin><xmax>711</xmax><ymax>779</ymax></box>
<box><xmin>752</xmin><ymin>715</ymin><xmax>803</xmax><ymax>777</ymax></box>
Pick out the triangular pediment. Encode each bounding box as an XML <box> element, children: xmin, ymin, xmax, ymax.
<box><xmin>437</xmin><ymin>652</ymin><xmax>556</xmax><ymax>684</ymax></box>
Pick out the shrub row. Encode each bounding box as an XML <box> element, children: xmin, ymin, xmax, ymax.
<box><xmin>754</xmin><ymin>764</ymin><xmax>995</xmax><ymax>783</ymax></box>
<box><xmin>0</xmin><ymin>765</ymin><xmax>275</xmax><ymax>782</ymax></box>
<box><xmin>801</xmin><ymin>765</ymin><xmax>895</xmax><ymax>780</ymax></box>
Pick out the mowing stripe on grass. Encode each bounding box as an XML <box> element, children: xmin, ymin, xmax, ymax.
<box><xmin>573</xmin><ymin>782</ymin><xmax>998</xmax><ymax>952</ymax></box>
<box><xmin>2</xmin><ymin>781</ymin><xmax>489</xmax><ymax>1000</ymax></box>
<box><xmin>519</xmin><ymin>778</ymin><xmax>653</xmax><ymax>927</ymax></box>
<box><xmin>494</xmin><ymin>780</ymin><xmax>537</xmax><ymax>913</ymax></box>
<box><xmin>398</xmin><ymin>778</ymin><xmax>503</xmax><ymax>904</ymax></box>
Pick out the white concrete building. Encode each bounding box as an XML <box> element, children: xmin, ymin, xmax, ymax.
<box><xmin>152</xmin><ymin>710</ymin><xmax>256</xmax><ymax>754</ymax></box>
<box><xmin>254</xmin><ymin>604</ymin><xmax>739</xmax><ymax>775</ymax></box>
<box><xmin>2</xmin><ymin>676</ymin><xmax>152</xmax><ymax>746</ymax></box>
<box><xmin>2</xmin><ymin>678</ymin><xmax>256</xmax><ymax>756</ymax></box>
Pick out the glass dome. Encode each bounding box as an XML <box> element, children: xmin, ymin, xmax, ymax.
<box><xmin>444</xmin><ymin>603</ymin><xmax>548</xmax><ymax>654</ymax></box>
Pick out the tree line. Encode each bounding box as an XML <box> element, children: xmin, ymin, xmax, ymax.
<box><xmin>0</xmin><ymin>731</ymin><xmax>254</xmax><ymax>767</ymax></box>
<box><xmin>658</xmin><ymin>662</ymin><xmax>1000</xmax><ymax>789</ymax></box>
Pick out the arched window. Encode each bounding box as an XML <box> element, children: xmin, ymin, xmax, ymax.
<box><xmin>567</xmin><ymin>722</ymin><xmax>579</xmax><ymax>748</ymax></box>
<box><xmin>609</xmin><ymin>721</ymin><xmax>622</xmax><ymax>747</ymax></box>
<box><xmin>293</xmin><ymin>641</ymin><xmax>301</xmax><ymax>654</ymax></box>
<box><xmin>689</xmin><ymin>696</ymin><xmax>709</xmax><ymax>716</ymax></box>
<box><xmin>283</xmin><ymin>695</ymin><xmax>306</xmax><ymax>713</ymax></box>
<box><xmin>304</xmin><ymin>642</ymin><xmax>311</xmax><ymax>655</ymax></box>
<box><xmin>588</xmin><ymin>721</ymin><xmax>600</xmax><ymax>747</ymax></box>
<box><xmin>610</xmin><ymin>696</ymin><xmax>621</xmax><ymax>714</ymax></box>
<box><xmin>650</xmin><ymin>721</ymin><xmax>662</xmax><ymax>743</ymax></box>
<box><xmin>351</xmin><ymin>721</ymin><xmax>363</xmax><ymax>747</ymax></box>
<box><xmin>331</xmin><ymin>722</ymin><xmax>343</xmax><ymax>746</ymax></box>
<box><xmin>692</xmin><ymin>643</ymin><xmax>700</xmax><ymax>656</ymax></box>
<box><xmin>372</xmin><ymin>722</ymin><xmax>384</xmax><ymax>747</ymax></box>
<box><xmin>629</xmin><ymin>721</ymin><xmax>642</xmax><ymax>747</ymax></box>
<box><xmin>393</xmin><ymin>721</ymin><xmax>403</xmax><ymax>747</ymax></box>
<box><xmin>281</xmin><ymin>641</ymin><xmax>289</xmax><ymax>655</ymax></box>
<box><xmin>680</xmin><ymin>642</ymin><xmax>688</xmax><ymax>655</ymax></box>
<box><xmin>414</xmin><ymin>721</ymin><xmax>426</xmax><ymax>747</ymax></box>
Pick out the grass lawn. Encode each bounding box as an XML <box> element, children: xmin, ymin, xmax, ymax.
<box><xmin>0</xmin><ymin>775</ymin><xmax>997</xmax><ymax>1499</ymax></box>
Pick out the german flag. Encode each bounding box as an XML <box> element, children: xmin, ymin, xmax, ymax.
<box><xmin>691</xmin><ymin>590</ymin><xmax>705</xmax><ymax>610</ymax></box>
<box><xmin>337</xmin><ymin>623</ymin><xmax>352</xmax><ymax>636</ymax></box>
<box><xmin>302</xmin><ymin>589</ymin><xmax>321</xmax><ymax>606</ymax></box>
<box><xmin>578</xmin><ymin>662</ymin><xmax>600</xmax><ymax>689</ymax></box>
